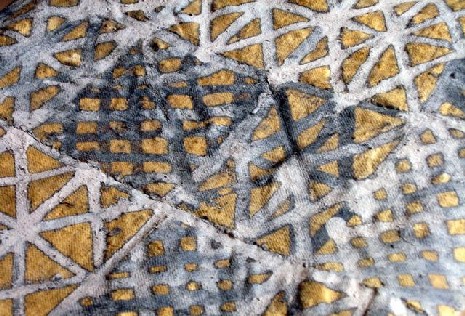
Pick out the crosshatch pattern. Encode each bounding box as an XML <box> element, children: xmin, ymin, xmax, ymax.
<box><xmin>1</xmin><ymin>0</ymin><xmax>465</xmax><ymax>315</ymax></box>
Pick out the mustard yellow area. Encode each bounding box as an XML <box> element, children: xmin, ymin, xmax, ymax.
<box><xmin>394</xmin><ymin>2</ymin><xmax>416</xmax><ymax>15</ymax></box>
<box><xmin>262</xmin><ymin>146</ymin><xmax>286</xmax><ymax>163</ymax></box>
<box><xmin>354</xmin><ymin>0</ymin><xmax>378</xmax><ymax>9</ymax></box>
<box><xmin>253</xmin><ymin>107</ymin><xmax>281</xmax><ymax>140</ymax></box>
<box><xmin>297</xmin><ymin>119</ymin><xmax>325</xmax><ymax>149</ymax></box>
<box><xmin>286</xmin><ymin>89</ymin><xmax>325</xmax><ymax>121</ymax></box>
<box><xmin>145</xmin><ymin>182</ymin><xmax>174</xmax><ymax>197</ymax></box>
<box><xmin>197</xmin><ymin>70</ymin><xmax>235</xmax><ymax>86</ymax></box>
<box><xmin>228</xmin><ymin>18</ymin><xmax>261</xmax><ymax>44</ymax></box>
<box><xmin>28</xmin><ymin>172</ymin><xmax>74</xmax><ymax>211</ymax></box>
<box><xmin>24</xmin><ymin>285</ymin><xmax>77</xmax><ymax>316</ymax></box>
<box><xmin>309</xmin><ymin>203</ymin><xmax>341</xmax><ymax>236</ymax></box>
<box><xmin>405</xmin><ymin>43</ymin><xmax>451</xmax><ymax>66</ymax></box>
<box><xmin>301</xmin><ymin>37</ymin><xmax>328</xmax><ymax>63</ymax></box>
<box><xmin>0</xmin><ymin>299</ymin><xmax>12</xmax><ymax>316</ymax></box>
<box><xmin>0</xmin><ymin>253</ymin><xmax>13</xmax><ymax>289</ymax></box>
<box><xmin>264</xmin><ymin>292</ymin><xmax>287</xmax><ymax>316</ymax></box>
<box><xmin>414</xmin><ymin>23</ymin><xmax>451</xmax><ymax>42</ymax></box>
<box><xmin>26</xmin><ymin>146</ymin><xmax>62</xmax><ymax>173</ymax></box>
<box><xmin>317</xmin><ymin>133</ymin><xmax>339</xmax><ymax>153</ymax></box>
<box><xmin>353</xmin><ymin>107</ymin><xmax>403</xmax><ymax>143</ymax></box>
<box><xmin>288</xmin><ymin>0</ymin><xmax>328</xmax><ymax>12</ymax></box>
<box><xmin>342</xmin><ymin>47</ymin><xmax>370</xmax><ymax>84</ymax></box>
<box><xmin>248</xmin><ymin>273</ymin><xmax>271</xmax><ymax>284</ymax></box>
<box><xmin>45</xmin><ymin>185</ymin><xmax>88</xmax><ymax>220</ymax></box>
<box><xmin>47</xmin><ymin>16</ymin><xmax>65</xmax><ymax>31</ymax></box>
<box><xmin>6</xmin><ymin>18</ymin><xmax>32</xmax><ymax>36</ymax></box>
<box><xmin>0</xmin><ymin>151</ymin><xmax>15</xmax><ymax>178</ymax></box>
<box><xmin>249</xmin><ymin>182</ymin><xmax>279</xmax><ymax>217</ymax></box>
<box><xmin>41</xmin><ymin>222</ymin><xmax>93</xmax><ymax>270</ymax></box>
<box><xmin>0</xmin><ymin>186</ymin><xmax>15</xmax><ymax>218</ymax></box>
<box><xmin>211</xmin><ymin>0</ymin><xmax>254</xmax><ymax>11</ymax></box>
<box><xmin>210</xmin><ymin>12</ymin><xmax>243</xmax><ymax>41</ymax></box>
<box><xmin>62</xmin><ymin>21</ymin><xmax>88</xmax><ymax>41</ymax></box>
<box><xmin>380</xmin><ymin>229</ymin><xmax>400</xmax><ymax>243</ymax></box>
<box><xmin>30</xmin><ymin>85</ymin><xmax>60</xmax><ymax>110</ymax></box>
<box><xmin>181</xmin><ymin>0</ymin><xmax>201</xmax><ymax>15</ymax></box>
<box><xmin>299</xmin><ymin>66</ymin><xmax>331</xmax><ymax>89</ymax></box>
<box><xmin>411</xmin><ymin>4</ymin><xmax>438</xmax><ymax>25</ymax></box>
<box><xmin>158</xmin><ymin>58</ymin><xmax>182</xmax><ymax>73</ymax></box>
<box><xmin>169</xmin><ymin>22</ymin><xmax>200</xmax><ymax>45</ymax></box>
<box><xmin>299</xmin><ymin>281</ymin><xmax>343</xmax><ymax>308</ymax></box>
<box><xmin>95</xmin><ymin>41</ymin><xmax>116</xmax><ymax>61</ymax></box>
<box><xmin>195</xmin><ymin>193</ymin><xmax>237</xmax><ymax>228</ymax></box>
<box><xmin>167</xmin><ymin>94</ymin><xmax>193</xmax><ymax>109</ymax></box>
<box><xmin>25</xmin><ymin>244</ymin><xmax>74</xmax><ymax>283</ymax></box>
<box><xmin>256</xmin><ymin>226</ymin><xmax>291</xmax><ymax>256</ymax></box>
<box><xmin>0</xmin><ymin>67</ymin><xmax>20</xmax><ymax>89</ymax></box>
<box><xmin>0</xmin><ymin>96</ymin><xmax>14</xmax><ymax>123</ymax></box>
<box><xmin>54</xmin><ymin>49</ymin><xmax>82</xmax><ymax>67</ymax></box>
<box><xmin>222</xmin><ymin>44</ymin><xmax>264</xmax><ymax>68</ymax></box>
<box><xmin>353</xmin><ymin>11</ymin><xmax>386</xmax><ymax>32</ymax></box>
<box><xmin>148</xmin><ymin>240</ymin><xmax>165</xmax><ymax>256</ymax></box>
<box><xmin>317</xmin><ymin>160</ymin><xmax>339</xmax><ymax>177</ymax></box>
<box><xmin>372</xmin><ymin>87</ymin><xmax>408</xmax><ymax>111</ymax></box>
<box><xmin>105</xmin><ymin>209</ymin><xmax>152</xmax><ymax>259</ymax></box>
<box><xmin>353</xmin><ymin>141</ymin><xmax>398</xmax><ymax>179</ymax></box>
<box><xmin>202</xmin><ymin>92</ymin><xmax>234</xmax><ymax>107</ymax></box>
<box><xmin>368</xmin><ymin>46</ymin><xmax>399</xmax><ymax>87</ymax></box>
<box><xmin>272</xmin><ymin>8</ymin><xmax>308</xmax><ymax>30</ymax></box>
<box><xmin>437</xmin><ymin>191</ymin><xmax>459</xmax><ymax>208</ymax></box>
<box><xmin>49</xmin><ymin>0</ymin><xmax>79</xmax><ymax>7</ymax></box>
<box><xmin>141</xmin><ymin>137</ymin><xmax>169</xmax><ymax>155</ymax></box>
<box><xmin>275</xmin><ymin>28</ymin><xmax>312</xmax><ymax>65</ymax></box>
<box><xmin>415</xmin><ymin>64</ymin><xmax>444</xmax><ymax>103</ymax></box>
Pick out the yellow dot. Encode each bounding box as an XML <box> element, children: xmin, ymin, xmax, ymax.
<box><xmin>79</xmin><ymin>297</ymin><xmax>93</xmax><ymax>307</ymax></box>
<box><xmin>157</xmin><ymin>306</ymin><xmax>174</xmax><ymax>316</ymax></box>
<box><xmin>217</xmin><ymin>279</ymin><xmax>233</xmax><ymax>291</ymax></box>
<box><xmin>454</xmin><ymin>247</ymin><xmax>465</xmax><ymax>262</ymax></box>
<box><xmin>397</xmin><ymin>274</ymin><xmax>415</xmax><ymax>287</ymax></box>
<box><xmin>388</xmin><ymin>252</ymin><xmax>406</xmax><ymax>262</ymax></box>
<box><xmin>380</xmin><ymin>230</ymin><xmax>400</xmax><ymax>243</ymax></box>
<box><xmin>220</xmin><ymin>302</ymin><xmax>236</xmax><ymax>312</ymax></box>
<box><xmin>405</xmin><ymin>201</ymin><xmax>424</xmax><ymax>215</ymax></box>
<box><xmin>428</xmin><ymin>274</ymin><xmax>449</xmax><ymax>289</ymax></box>
<box><xmin>426</xmin><ymin>153</ymin><xmax>443</xmax><ymax>168</ymax></box>
<box><xmin>401</xmin><ymin>183</ymin><xmax>417</xmax><ymax>195</ymax></box>
<box><xmin>413</xmin><ymin>222</ymin><xmax>430</xmax><ymax>239</ymax></box>
<box><xmin>184</xmin><ymin>263</ymin><xmax>198</xmax><ymax>272</ymax></box>
<box><xmin>437</xmin><ymin>191</ymin><xmax>459</xmax><ymax>208</ymax></box>
<box><xmin>79</xmin><ymin>98</ymin><xmax>100</xmax><ymax>111</ymax></box>
<box><xmin>421</xmin><ymin>250</ymin><xmax>438</xmax><ymax>261</ymax></box>
<box><xmin>189</xmin><ymin>305</ymin><xmax>204</xmax><ymax>316</ymax></box>
<box><xmin>186</xmin><ymin>281</ymin><xmax>201</xmax><ymax>291</ymax></box>
<box><xmin>180</xmin><ymin>237</ymin><xmax>197</xmax><ymax>251</ymax></box>
<box><xmin>152</xmin><ymin>284</ymin><xmax>170</xmax><ymax>295</ymax></box>
<box><xmin>395</xmin><ymin>159</ymin><xmax>411</xmax><ymax>173</ymax></box>
<box><xmin>350</xmin><ymin>237</ymin><xmax>367</xmax><ymax>248</ymax></box>
<box><xmin>148</xmin><ymin>240</ymin><xmax>165</xmax><ymax>256</ymax></box>
<box><xmin>111</xmin><ymin>289</ymin><xmax>135</xmax><ymax>301</ymax></box>
<box><xmin>214</xmin><ymin>259</ymin><xmax>230</xmax><ymax>269</ymax></box>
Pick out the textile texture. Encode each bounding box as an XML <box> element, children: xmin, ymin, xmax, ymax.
<box><xmin>0</xmin><ymin>0</ymin><xmax>465</xmax><ymax>315</ymax></box>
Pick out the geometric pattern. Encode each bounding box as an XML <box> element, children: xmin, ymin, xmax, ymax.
<box><xmin>0</xmin><ymin>128</ymin><xmax>158</xmax><ymax>316</ymax></box>
<box><xmin>76</xmin><ymin>219</ymin><xmax>296</xmax><ymax>315</ymax></box>
<box><xmin>1</xmin><ymin>0</ymin><xmax>465</xmax><ymax>315</ymax></box>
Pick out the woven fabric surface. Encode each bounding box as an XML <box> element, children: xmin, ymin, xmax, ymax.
<box><xmin>1</xmin><ymin>0</ymin><xmax>465</xmax><ymax>315</ymax></box>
